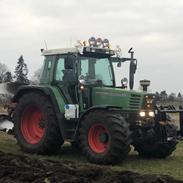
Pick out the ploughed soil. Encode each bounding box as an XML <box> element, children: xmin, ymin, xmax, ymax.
<box><xmin>0</xmin><ymin>151</ymin><xmax>182</xmax><ymax>183</ymax></box>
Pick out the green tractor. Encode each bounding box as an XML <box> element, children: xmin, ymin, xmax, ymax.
<box><xmin>12</xmin><ymin>37</ymin><xmax>178</xmax><ymax>164</ymax></box>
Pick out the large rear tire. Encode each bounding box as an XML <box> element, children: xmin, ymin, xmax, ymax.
<box><xmin>79</xmin><ymin>110</ymin><xmax>132</xmax><ymax>164</ymax></box>
<box><xmin>14</xmin><ymin>92</ymin><xmax>64</xmax><ymax>154</ymax></box>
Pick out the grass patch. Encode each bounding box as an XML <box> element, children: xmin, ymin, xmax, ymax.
<box><xmin>112</xmin><ymin>144</ymin><xmax>183</xmax><ymax>180</ymax></box>
<box><xmin>0</xmin><ymin>132</ymin><xmax>183</xmax><ymax>180</ymax></box>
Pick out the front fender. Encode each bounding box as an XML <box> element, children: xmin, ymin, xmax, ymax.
<box><xmin>79</xmin><ymin>105</ymin><xmax>122</xmax><ymax>123</ymax></box>
<box><xmin>73</xmin><ymin>105</ymin><xmax>122</xmax><ymax>139</ymax></box>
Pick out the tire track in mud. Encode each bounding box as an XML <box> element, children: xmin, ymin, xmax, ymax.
<box><xmin>0</xmin><ymin>151</ymin><xmax>182</xmax><ymax>183</ymax></box>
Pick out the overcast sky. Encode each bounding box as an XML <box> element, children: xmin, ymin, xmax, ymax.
<box><xmin>0</xmin><ymin>0</ymin><xmax>183</xmax><ymax>93</ymax></box>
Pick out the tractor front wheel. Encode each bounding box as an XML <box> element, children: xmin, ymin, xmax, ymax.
<box><xmin>80</xmin><ymin>110</ymin><xmax>132</xmax><ymax>164</ymax></box>
<box><xmin>134</xmin><ymin>124</ymin><xmax>177</xmax><ymax>158</ymax></box>
<box><xmin>14</xmin><ymin>92</ymin><xmax>64</xmax><ymax>154</ymax></box>
<box><xmin>134</xmin><ymin>140</ymin><xmax>177</xmax><ymax>158</ymax></box>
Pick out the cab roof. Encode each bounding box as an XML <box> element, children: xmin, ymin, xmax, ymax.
<box><xmin>42</xmin><ymin>46</ymin><xmax>116</xmax><ymax>57</ymax></box>
<box><xmin>42</xmin><ymin>48</ymin><xmax>78</xmax><ymax>56</ymax></box>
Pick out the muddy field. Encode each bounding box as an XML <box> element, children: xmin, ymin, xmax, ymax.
<box><xmin>0</xmin><ymin>150</ymin><xmax>182</xmax><ymax>183</ymax></box>
<box><xmin>0</xmin><ymin>105</ymin><xmax>183</xmax><ymax>183</ymax></box>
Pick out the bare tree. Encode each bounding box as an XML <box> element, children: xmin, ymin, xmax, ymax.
<box><xmin>160</xmin><ymin>90</ymin><xmax>168</xmax><ymax>101</ymax></box>
<box><xmin>31</xmin><ymin>68</ymin><xmax>42</xmax><ymax>85</ymax></box>
<box><xmin>3</xmin><ymin>71</ymin><xmax>13</xmax><ymax>82</ymax></box>
<box><xmin>168</xmin><ymin>92</ymin><xmax>176</xmax><ymax>102</ymax></box>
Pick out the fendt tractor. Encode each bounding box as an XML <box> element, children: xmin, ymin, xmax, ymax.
<box><xmin>0</xmin><ymin>37</ymin><xmax>183</xmax><ymax>165</ymax></box>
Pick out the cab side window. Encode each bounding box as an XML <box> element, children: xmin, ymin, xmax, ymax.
<box><xmin>81</xmin><ymin>59</ymin><xmax>89</xmax><ymax>78</ymax></box>
<box><xmin>55</xmin><ymin>57</ymin><xmax>65</xmax><ymax>81</ymax></box>
<box><xmin>41</xmin><ymin>55</ymin><xmax>54</xmax><ymax>83</ymax></box>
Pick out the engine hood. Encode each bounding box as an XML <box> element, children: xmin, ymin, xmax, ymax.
<box><xmin>92</xmin><ymin>87</ymin><xmax>153</xmax><ymax>111</ymax></box>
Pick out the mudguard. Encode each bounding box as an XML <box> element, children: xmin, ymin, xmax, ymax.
<box><xmin>79</xmin><ymin>105</ymin><xmax>122</xmax><ymax>122</ymax></box>
<box><xmin>12</xmin><ymin>85</ymin><xmax>67</xmax><ymax>139</ymax></box>
<box><xmin>74</xmin><ymin>105</ymin><xmax>122</xmax><ymax>138</ymax></box>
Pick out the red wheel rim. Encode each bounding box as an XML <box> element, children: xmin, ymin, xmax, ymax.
<box><xmin>88</xmin><ymin>124</ymin><xmax>109</xmax><ymax>153</ymax></box>
<box><xmin>21</xmin><ymin>106</ymin><xmax>45</xmax><ymax>144</ymax></box>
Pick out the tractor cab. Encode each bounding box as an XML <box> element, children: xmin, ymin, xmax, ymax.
<box><xmin>40</xmin><ymin>37</ymin><xmax>138</xmax><ymax>111</ymax></box>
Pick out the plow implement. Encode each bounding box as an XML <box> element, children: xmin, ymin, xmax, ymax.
<box><xmin>155</xmin><ymin>105</ymin><xmax>183</xmax><ymax>138</ymax></box>
<box><xmin>0</xmin><ymin>114</ymin><xmax>13</xmax><ymax>133</ymax></box>
<box><xmin>0</xmin><ymin>82</ymin><xmax>24</xmax><ymax>133</ymax></box>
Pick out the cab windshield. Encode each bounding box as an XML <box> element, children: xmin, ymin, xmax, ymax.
<box><xmin>80</xmin><ymin>57</ymin><xmax>114</xmax><ymax>86</ymax></box>
<box><xmin>112</xmin><ymin>60</ymin><xmax>130</xmax><ymax>87</ymax></box>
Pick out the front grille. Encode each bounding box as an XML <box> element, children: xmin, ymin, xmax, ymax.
<box><xmin>129</xmin><ymin>94</ymin><xmax>141</xmax><ymax>110</ymax></box>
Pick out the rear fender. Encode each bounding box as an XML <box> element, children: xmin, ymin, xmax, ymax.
<box><xmin>12</xmin><ymin>86</ymin><xmax>66</xmax><ymax>139</ymax></box>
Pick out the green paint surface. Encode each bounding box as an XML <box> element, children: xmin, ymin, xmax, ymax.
<box><xmin>40</xmin><ymin>85</ymin><xmax>66</xmax><ymax>113</ymax></box>
<box><xmin>92</xmin><ymin>87</ymin><xmax>146</xmax><ymax>111</ymax></box>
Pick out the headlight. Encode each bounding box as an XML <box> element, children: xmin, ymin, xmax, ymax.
<box><xmin>139</xmin><ymin>111</ymin><xmax>146</xmax><ymax>117</ymax></box>
<box><xmin>148</xmin><ymin>111</ymin><xmax>155</xmax><ymax>117</ymax></box>
<box><xmin>139</xmin><ymin>111</ymin><xmax>155</xmax><ymax>118</ymax></box>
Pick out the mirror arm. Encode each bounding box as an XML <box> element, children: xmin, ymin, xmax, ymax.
<box><xmin>121</xmin><ymin>58</ymin><xmax>137</xmax><ymax>62</ymax></box>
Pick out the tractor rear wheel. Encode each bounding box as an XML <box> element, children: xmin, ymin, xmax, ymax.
<box><xmin>14</xmin><ymin>92</ymin><xmax>64</xmax><ymax>154</ymax></box>
<box><xmin>79</xmin><ymin>110</ymin><xmax>132</xmax><ymax>164</ymax></box>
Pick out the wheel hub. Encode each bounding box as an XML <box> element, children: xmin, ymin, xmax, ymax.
<box><xmin>39</xmin><ymin>120</ymin><xmax>45</xmax><ymax>129</ymax></box>
<box><xmin>88</xmin><ymin>124</ymin><xmax>109</xmax><ymax>153</ymax></box>
<box><xmin>21</xmin><ymin>106</ymin><xmax>45</xmax><ymax>144</ymax></box>
<box><xmin>99</xmin><ymin>133</ymin><xmax>108</xmax><ymax>143</ymax></box>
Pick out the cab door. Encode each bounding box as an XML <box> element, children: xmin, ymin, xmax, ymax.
<box><xmin>54</xmin><ymin>54</ymin><xmax>78</xmax><ymax>104</ymax></box>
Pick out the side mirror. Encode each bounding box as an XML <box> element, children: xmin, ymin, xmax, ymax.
<box><xmin>117</xmin><ymin>61</ymin><xmax>121</xmax><ymax>67</ymax></box>
<box><xmin>121</xmin><ymin>77</ymin><xmax>128</xmax><ymax>89</ymax></box>
<box><xmin>129</xmin><ymin>60</ymin><xmax>137</xmax><ymax>90</ymax></box>
<box><xmin>78</xmin><ymin>75</ymin><xmax>86</xmax><ymax>85</ymax></box>
<box><xmin>117</xmin><ymin>58</ymin><xmax>122</xmax><ymax>67</ymax></box>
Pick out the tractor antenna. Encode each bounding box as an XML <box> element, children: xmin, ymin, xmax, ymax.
<box><xmin>69</xmin><ymin>37</ymin><xmax>73</xmax><ymax>47</ymax></box>
<box><xmin>44</xmin><ymin>40</ymin><xmax>48</xmax><ymax>50</ymax></box>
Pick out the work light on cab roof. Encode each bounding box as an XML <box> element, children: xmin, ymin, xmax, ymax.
<box><xmin>88</xmin><ymin>37</ymin><xmax>110</xmax><ymax>49</ymax></box>
<box><xmin>88</xmin><ymin>37</ymin><xmax>96</xmax><ymax>47</ymax></box>
<box><xmin>75</xmin><ymin>37</ymin><xmax>115</xmax><ymax>57</ymax></box>
<box><xmin>103</xmin><ymin>38</ymin><xmax>110</xmax><ymax>48</ymax></box>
